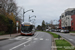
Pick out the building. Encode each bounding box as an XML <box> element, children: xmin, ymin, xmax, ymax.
<box><xmin>59</xmin><ymin>8</ymin><xmax>75</xmax><ymax>31</ymax></box>
<box><xmin>59</xmin><ymin>19</ymin><xmax>61</xmax><ymax>29</ymax></box>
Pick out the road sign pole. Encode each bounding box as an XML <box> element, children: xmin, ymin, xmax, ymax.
<box><xmin>16</xmin><ymin>21</ymin><xmax>19</xmax><ymax>33</ymax></box>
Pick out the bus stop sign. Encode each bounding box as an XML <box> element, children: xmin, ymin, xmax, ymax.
<box><xmin>16</xmin><ymin>21</ymin><xmax>19</xmax><ymax>26</ymax></box>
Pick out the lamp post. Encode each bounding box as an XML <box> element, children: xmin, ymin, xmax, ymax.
<box><xmin>0</xmin><ymin>4</ymin><xmax>2</xmax><ymax>8</ymax></box>
<box><xmin>23</xmin><ymin>9</ymin><xmax>34</xmax><ymax>22</ymax></box>
<box><xmin>29</xmin><ymin>15</ymin><xmax>36</xmax><ymax>22</ymax></box>
<box><xmin>30</xmin><ymin>19</ymin><xmax>35</xmax><ymax>25</ymax></box>
<box><xmin>0</xmin><ymin>2</ymin><xmax>2</xmax><ymax>8</ymax></box>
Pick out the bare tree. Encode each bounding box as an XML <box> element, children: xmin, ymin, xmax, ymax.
<box><xmin>0</xmin><ymin>0</ymin><xmax>22</xmax><ymax>22</ymax></box>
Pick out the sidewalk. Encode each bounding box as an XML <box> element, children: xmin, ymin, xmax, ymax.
<box><xmin>0</xmin><ymin>33</ymin><xmax>20</xmax><ymax>40</ymax></box>
<box><xmin>69</xmin><ymin>33</ymin><xmax>75</xmax><ymax>36</ymax></box>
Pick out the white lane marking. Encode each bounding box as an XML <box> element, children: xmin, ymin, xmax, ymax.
<box><xmin>27</xmin><ymin>37</ymin><xmax>33</xmax><ymax>40</ymax></box>
<box><xmin>9</xmin><ymin>33</ymin><xmax>39</xmax><ymax>50</ymax></box>
<box><xmin>24</xmin><ymin>45</ymin><xmax>26</xmax><ymax>47</ymax></box>
<box><xmin>33</xmin><ymin>41</ymin><xmax>36</xmax><ymax>43</ymax></box>
<box><xmin>22</xmin><ymin>37</ymin><xmax>27</xmax><ymax>39</ymax></box>
<box><xmin>40</xmin><ymin>38</ymin><xmax>43</xmax><ymax>40</ymax></box>
<box><xmin>34</xmin><ymin>38</ymin><xmax>38</xmax><ymax>40</ymax></box>
<box><xmin>9</xmin><ymin>40</ymin><xmax>31</xmax><ymax>50</ymax></box>
<box><xmin>14</xmin><ymin>36</ymin><xmax>22</xmax><ymax>39</ymax></box>
<box><xmin>46</xmin><ymin>39</ymin><xmax>49</xmax><ymax>41</ymax></box>
<box><xmin>69</xmin><ymin>39</ymin><xmax>73</xmax><ymax>41</ymax></box>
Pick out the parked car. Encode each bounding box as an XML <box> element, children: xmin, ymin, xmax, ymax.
<box><xmin>51</xmin><ymin>29</ymin><xmax>55</xmax><ymax>32</ymax></box>
<box><xmin>46</xmin><ymin>29</ymin><xmax>49</xmax><ymax>31</ymax></box>
<box><xmin>64</xmin><ymin>30</ymin><xmax>69</xmax><ymax>33</ymax></box>
<box><xmin>57</xmin><ymin>29</ymin><xmax>61</xmax><ymax>32</ymax></box>
<box><xmin>60</xmin><ymin>29</ymin><xmax>65</xmax><ymax>33</ymax></box>
<box><xmin>61</xmin><ymin>29</ymin><xmax>69</xmax><ymax>33</ymax></box>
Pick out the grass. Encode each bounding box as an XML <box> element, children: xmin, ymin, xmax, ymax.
<box><xmin>55</xmin><ymin>39</ymin><xmax>75</xmax><ymax>50</ymax></box>
<box><xmin>47</xmin><ymin>31</ymin><xmax>61</xmax><ymax>38</ymax></box>
<box><xmin>70</xmin><ymin>31</ymin><xmax>75</xmax><ymax>33</ymax></box>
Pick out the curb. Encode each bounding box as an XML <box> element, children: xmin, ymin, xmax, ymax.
<box><xmin>62</xmin><ymin>36</ymin><xmax>75</xmax><ymax>47</ymax></box>
<box><xmin>0</xmin><ymin>38</ymin><xmax>8</xmax><ymax>41</ymax></box>
<box><xmin>51</xmin><ymin>34</ymin><xmax>57</xmax><ymax>50</ymax></box>
<box><xmin>0</xmin><ymin>34</ymin><xmax>20</xmax><ymax>41</ymax></box>
<box><xmin>46</xmin><ymin>32</ymin><xmax>57</xmax><ymax>50</ymax></box>
<box><xmin>70</xmin><ymin>33</ymin><xmax>75</xmax><ymax>36</ymax></box>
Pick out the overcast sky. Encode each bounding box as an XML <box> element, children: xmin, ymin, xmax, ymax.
<box><xmin>16</xmin><ymin>0</ymin><xmax>75</xmax><ymax>26</ymax></box>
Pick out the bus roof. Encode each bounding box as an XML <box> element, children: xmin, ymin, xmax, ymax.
<box><xmin>21</xmin><ymin>22</ymin><xmax>34</xmax><ymax>25</ymax></box>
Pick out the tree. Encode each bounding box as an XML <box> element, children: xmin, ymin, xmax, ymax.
<box><xmin>37</xmin><ymin>25</ymin><xmax>42</xmax><ymax>30</ymax></box>
<box><xmin>42</xmin><ymin>20</ymin><xmax>46</xmax><ymax>31</ymax></box>
<box><xmin>0</xmin><ymin>0</ymin><xmax>22</xmax><ymax>22</ymax></box>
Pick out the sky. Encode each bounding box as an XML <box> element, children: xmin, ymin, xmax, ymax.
<box><xmin>15</xmin><ymin>0</ymin><xmax>75</xmax><ymax>27</ymax></box>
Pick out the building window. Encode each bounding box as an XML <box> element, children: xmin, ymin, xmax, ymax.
<box><xmin>68</xmin><ymin>17</ymin><xmax>69</xmax><ymax>19</ymax></box>
<box><xmin>72</xmin><ymin>23</ymin><xmax>73</xmax><ymax>26</ymax></box>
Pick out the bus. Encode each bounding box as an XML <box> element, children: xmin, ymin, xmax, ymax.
<box><xmin>21</xmin><ymin>22</ymin><xmax>35</xmax><ymax>35</ymax></box>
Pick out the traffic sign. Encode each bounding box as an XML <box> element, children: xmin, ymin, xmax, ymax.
<box><xmin>16</xmin><ymin>21</ymin><xmax>19</xmax><ymax>26</ymax></box>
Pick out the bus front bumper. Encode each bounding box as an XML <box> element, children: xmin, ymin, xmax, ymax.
<box><xmin>21</xmin><ymin>33</ymin><xmax>33</xmax><ymax>35</ymax></box>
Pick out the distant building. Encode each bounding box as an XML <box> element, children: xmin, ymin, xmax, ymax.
<box><xmin>59</xmin><ymin>8</ymin><xmax>75</xmax><ymax>31</ymax></box>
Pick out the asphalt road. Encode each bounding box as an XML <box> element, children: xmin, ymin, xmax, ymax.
<box><xmin>0</xmin><ymin>31</ymin><xmax>52</xmax><ymax>50</ymax></box>
<box><xmin>53</xmin><ymin>32</ymin><xmax>75</xmax><ymax>46</ymax></box>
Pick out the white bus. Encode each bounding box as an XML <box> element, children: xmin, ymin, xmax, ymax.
<box><xmin>21</xmin><ymin>22</ymin><xmax>35</xmax><ymax>35</ymax></box>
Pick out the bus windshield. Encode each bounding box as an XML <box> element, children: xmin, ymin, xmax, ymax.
<box><xmin>21</xmin><ymin>25</ymin><xmax>33</xmax><ymax>32</ymax></box>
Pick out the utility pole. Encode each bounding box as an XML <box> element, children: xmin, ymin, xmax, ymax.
<box><xmin>22</xmin><ymin>9</ymin><xmax>34</xmax><ymax>22</ymax></box>
<box><xmin>23</xmin><ymin>9</ymin><xmax>25</xmax><ymax>22</ymax></box>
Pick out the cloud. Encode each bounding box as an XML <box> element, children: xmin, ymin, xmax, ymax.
<box><xmin>16</xmin><ymin>0</ymin><xmax>75</xmax><ymax>26</ymax></box>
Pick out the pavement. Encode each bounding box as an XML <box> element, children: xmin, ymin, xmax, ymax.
<box><xmin>70</xmin><ymin>33</ymin><xmax>75</xmax><ymax>36</ymax></box>
<box><xmin>0</xmin><ymin>33</ymin><xmax>20</xmax><ymax>40</ymax></box>
<box><xmin>0</xmin><ymin>32</ymin><xmax>75</xmax><ymax>50</ymax></box>
<box><xmin>0</xmin><ymin>32</ymin><xmax>52</xmax><ymax>50</ymax></box>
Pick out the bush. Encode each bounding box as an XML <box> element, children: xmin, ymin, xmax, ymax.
<box><xmin>0</xmin><ymin>15</ymin><xmax>14</xmax><ymax>34</ymax></box>
<box><xmin>0</xmin><ymin>31</ymin><xmax>5</xmax><ymax>35</ymax></box>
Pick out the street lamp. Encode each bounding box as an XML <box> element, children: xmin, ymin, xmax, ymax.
<box><xmin>30</xmin><ymin>19</ymin><xmax>35</xmax><ymax>25</ymax></box>
<box><xmin>30</xmin><ymin>19</ymin><xmax>35</xmax><ymax>21</ymax></box>
<box><xmin>29</xmin><ymin>15</ymin><xmax>36</xmax><ymax>22</ymax></box>
<box><xmin>23</xmin><ymin>9</ymin><xmax>34</xmax><ymax>22</ymax></box>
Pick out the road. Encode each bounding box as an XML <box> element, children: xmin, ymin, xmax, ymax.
<box><xmin>0</xmin><ymin>31</ymin><xmax>52</xmax><ymax>50</ymax></box>
<box><xmin>53</xmin><ymin>32</ymin><xmax>75</xmax><ymax>46</ymax></box>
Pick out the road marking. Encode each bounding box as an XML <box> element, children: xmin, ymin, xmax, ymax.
<box><xmin>40</xmin><ymin>38</ymin><xmax>43</xmax><ymax>40</ymax></box>
<box><xmin>14</xmin><ymin>36</ymin><xmax>22</xmax><ymax>39</ymax></box>
<box><xmin>69</xmin><ymin>39</ymin><xmax>73</xmax><ymax>41</ymax></box>
<box><xmin>27</xmin><ymin>37</ymin><xmax>33</xmax><ymax>40</ymax></box>
<box><xmin>9</xmin><ymin>33</ymin><xmax>39</xmax><ymax>50</ymax></box>
<box><xmin>34</xmin><ymin>38</ymin><xmax>38</xmax><ymax>40</ymax></box>
<box><xmin>24</xmin><ymin>45</ymin><xmax>26</xmax><ymax>47</ymax></box>
<box><xmin>9</xmin><ymin>40</ymin><xmax>31</xmax><ymax>50</ymax></box>
<box><xmin>22</xmin><ymin>37</ymin><xmax>27</xmax><ymax>39</ymax></box>
<box><xmin>33</xmin><ymin>41</ymin><xmax>36</xmax><ymax>43</ymax></box>
<box><xmin>46</xmin><ymin>39</ymin><xmax>49</xmax><ymax>41</ymax></box>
